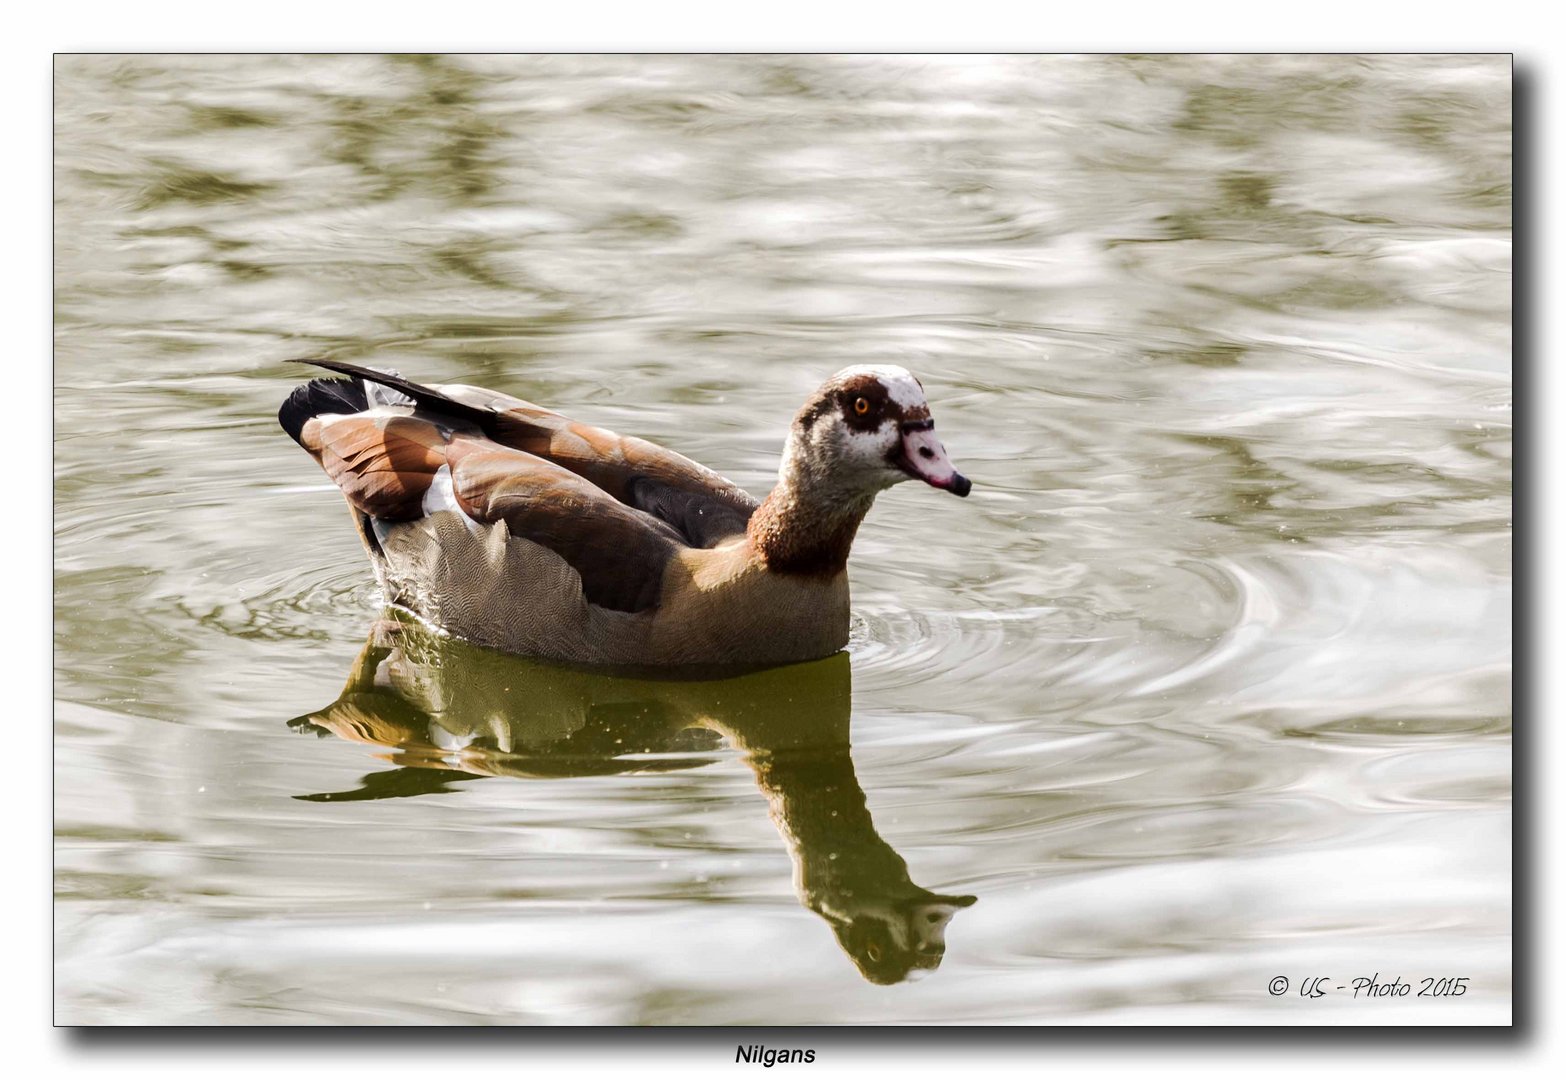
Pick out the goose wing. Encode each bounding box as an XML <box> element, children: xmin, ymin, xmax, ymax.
<box><xmin>289</xmin><ymin>359</ymin><xmax>758</xmax><ymax>548</ymax></box>
<box><xmin>287</xmin><ymin>388</ymin><xmax>684</xmax><ymax>614</ymax></box>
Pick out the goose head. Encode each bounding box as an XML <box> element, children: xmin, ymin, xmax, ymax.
<box><xmin>781</xmin><ymin>365</ymin><xmax>971</xmax><ymax>499</ymax></box>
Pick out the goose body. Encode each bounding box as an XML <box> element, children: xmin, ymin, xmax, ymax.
<box><xmin>280</xmin><ymin>359</ymin><xmax>969</xmax><ymax>668</ymax></box>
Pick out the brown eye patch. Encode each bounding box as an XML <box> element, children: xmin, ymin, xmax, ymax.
<box><xmin>795</xmin><ymin>372</ymin><xmax>899</xmax><ymax>433</ymax></box>
<box><xmin>837</xmin><ymin>376</ymin><xmax>891</xmax><ymax>432</ymax></box>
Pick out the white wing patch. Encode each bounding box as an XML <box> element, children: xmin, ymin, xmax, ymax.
<box><xmin>363</xmin><ymin>378</ymin><xmax>414</xmax><ymax>410</ymax></box>
<box><xmin>420</xmin><ymin>464</ymin><xmax>482</xmax><ymax>534</ymax></box>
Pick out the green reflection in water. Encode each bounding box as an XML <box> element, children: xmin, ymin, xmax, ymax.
<box><xmin>290</xmin><ymin>610</ymin><xmax>976</xmax><ymax>986</ymax></box>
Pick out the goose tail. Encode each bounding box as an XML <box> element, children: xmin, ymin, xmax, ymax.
<box><xmin>283</xmin><ymin>358</ymin><xmax>496</xmax><ymax>434</ymax></box>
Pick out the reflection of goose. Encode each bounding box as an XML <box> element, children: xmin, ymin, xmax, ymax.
<box><xmin>745</xmin><ymin>749</ymin><xmax>976</xmax><ymax>984</ymax></box>
<box><xmin>291</xmin><ymin>613</ymin><xmax>975</xmax><ymax>984</ymax></box>
<box><xmin>278</xmin><ymin>360</ymin><xmax>969</xmax><ymax>667</ymax></box>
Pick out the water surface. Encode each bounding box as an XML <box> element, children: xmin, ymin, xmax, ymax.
<box><xmin>54</xmin><ymin>54</ymin><xmax>1511</xmax><ymax>1024</ymax></box>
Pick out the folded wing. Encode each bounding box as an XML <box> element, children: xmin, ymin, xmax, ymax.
<box><xmin>290</xmin><ymin>359</ymin><xmax>758</xmax><ymax>548</ymax></box>
<box><xmin>447</xmin><ymin>440</ymin><xmax>684</xmax><ymax>614</ymax></box>
<box><xmin>290</xmin><ymin>391</ymin><xmax>684</xmax><ymax>614</ymax></box>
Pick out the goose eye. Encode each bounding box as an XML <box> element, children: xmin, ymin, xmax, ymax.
<box><xmin>853</xmin><ymin>397</ymin><xmax>870</xmax><ymax>416</ymax></box>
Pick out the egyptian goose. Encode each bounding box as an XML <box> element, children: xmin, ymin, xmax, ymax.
<box><xmin>279</xmin><ymin>359</ymin><xmax>970</xmax><ymax>667</ymax></box>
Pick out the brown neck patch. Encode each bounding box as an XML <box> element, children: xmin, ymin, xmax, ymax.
<box><xmin>748</xmin><ymin>485</ymin><xmax>873</xmax><ymax>577</ymax></box>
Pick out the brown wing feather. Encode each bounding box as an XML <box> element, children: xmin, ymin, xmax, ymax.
<box><xmin>289</xmin><ymin>363</ymin><xmax>764</xmax><ymax>547</ymax></box>
<box><xmin>303</xmin><ymin>413</ymin><xmax>448</xmax><ymax>522</ymax></box>
<box><xmin>435</xmin><ymin>383</ymin><xmax>759</xmax><ymax>547</ymax></box>
<box><xmin>287</xmin><ymin>363</ymin><xmax>756</xmax><ymax>546</ymax></box>
<box><xmin>295</xmin><ymin>406</ymin><xmax>681</xmax><ymax>614</ymax></box>
<box><xmin>448</xmin><ymin>439</ymin><xmax>683</xmax><ymax>614</ymax></box>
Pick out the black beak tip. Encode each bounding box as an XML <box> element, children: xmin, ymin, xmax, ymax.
<box><xmin>950</xmin><ymin>474</ymin><xmax>972</xmax><ymax>498</ymax></box>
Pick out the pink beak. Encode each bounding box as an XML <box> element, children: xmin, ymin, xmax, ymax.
<box><xmin>898</xmin><ymin>422</ymin><xmax>971</xmax><ymax>497</ymax></box>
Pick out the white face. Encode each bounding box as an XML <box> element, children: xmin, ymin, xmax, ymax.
<box><xmin>783</xmin><ymin>366</ymin><xmax>970</xmax><ymax>498</ymax></box>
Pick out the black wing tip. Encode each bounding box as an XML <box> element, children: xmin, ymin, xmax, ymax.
<box><xmin>277</xmin><ymin>376</ymin><xmax>369</xmax><ymax>445</ymax></box>
<box><xmin>279</xmin><ymin>359</ymin><xmax>431</xmax><ymax>445</ymax></box>
<box><xmin>284</xmin><ymin>358</ymin><xmax>495</xmax><ymax>430</ymax></box>
<box><xmin>285</xmin><ymin>357</ymin><xmax>392</xmax><ymax>378</ymax></box>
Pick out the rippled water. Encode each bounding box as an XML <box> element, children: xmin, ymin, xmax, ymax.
<box><xmin>53</xmin><ymin>54</ymin><xmax>1511</xmax><ymax>1024</ymax></box>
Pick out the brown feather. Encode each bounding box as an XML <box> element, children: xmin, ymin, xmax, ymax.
<box><xmin>441</xmin><ymin>386</ymin><xmax>758</xmax><ymax>546</ymax></box>
<box><xmin>447</xmin><ymin>440</ymin><xmax>684</xmax><ymax>614</ymax></box>
<box><xmin>302</xmin><ymin>374</ymin><xmax>759</xmax><ymax>547</ymax></box>
<box><xmin>310</xmin><ymin>414</ymin><xmax>448</xmax><ymax>522</ymax></box>
<box><xmin>300</xmin><ymin>402</ymin><xmax>691</xmax><ymax>614</ymax></box>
